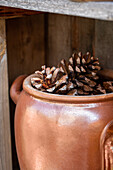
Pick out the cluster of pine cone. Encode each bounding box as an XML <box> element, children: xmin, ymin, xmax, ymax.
<box><xmin>31</xmin><ymin>52</ymin><xmax>113</xmax><ymax>96</ymax></box>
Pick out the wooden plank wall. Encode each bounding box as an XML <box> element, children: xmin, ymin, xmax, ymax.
<box><xmin>6</xmin><ymin>13</ymin><xmax>113</xmax><ymax>170</ymax></box>
<box><xmin>6</xmin><ymin>14</ymin><xmax>45</xmax><ymax>170</ymax></box>
<box><xmin>46</xmin><ymin>14</ymin><xmax>113</xmax><ymax>69</ymax></box>
<box><xmin>6</xmin><ymin>14</ymin><xmax>45</xmax><ymax>84</ymax></box>
<box><xmin>46</xmin><ymin>14</ymin><xmax>95</xmax><ymax>67</ymax></box>
<box><xmin>45</xmin><ymin>14</ymin><xmax>72</xmax><ymax>66</ymax></box>
<box><xmin>0</xmin><ymin>19</ymin><xmax>12</xmax><ymax>170</ymax></box>
<box><xmin>95</xmin><ymin>20</ymin><xmax>113</xmax><ymax>69</ymax></box>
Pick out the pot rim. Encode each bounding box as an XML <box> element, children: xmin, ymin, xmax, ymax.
<box><xmin>23</xmin><ymin>74</ymin><xmax>113</xmax><ymax>104</ymax></box>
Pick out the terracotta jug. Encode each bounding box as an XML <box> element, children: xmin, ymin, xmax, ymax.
<box><xmin>10</xmin><ymin>72</ymin><xmax>113</xmax><ymax>170</ymax></box>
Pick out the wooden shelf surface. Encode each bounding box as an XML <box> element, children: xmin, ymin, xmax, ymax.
<box><xmin>0</xmin><ymin>0</ymin><xmax>113</xmax><ymax>20</ymax></box>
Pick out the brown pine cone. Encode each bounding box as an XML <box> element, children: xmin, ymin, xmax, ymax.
<box><xmin>31</xmin><ymin>51</ymin><xmax>113</xmax><ymax>96</ymax></box>
<box><xmin>31</xmin><ymin>65</ymin><xmax>68</xmax><ymax>94</ymax></box>
<box><xmin>58</xmin><ymin>52</ymin><xmax>101</xmax><ymax>95</ymax></box>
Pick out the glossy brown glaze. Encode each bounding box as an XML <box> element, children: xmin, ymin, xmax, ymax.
<box><xmin>10</xmin><ymin>74</ymin><xmax>113</xmax><ymax>170</ymax></box>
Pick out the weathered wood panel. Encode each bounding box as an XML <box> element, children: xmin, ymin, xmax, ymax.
<box><xmin>1</xmin><ymin>0</ymin><xmax>113</xmax><ymax>20</ymax></box>
<box><xmin>6</xmin><ymin>13</ymin><xmax>45</xmax><ymax>170</ymax></box>
<box><xmin>46</xmin><ymin>14</ymin><xmax>95</xmax><ymax>66</ymax></box>
<box><xmin>46</xmin><ymin>14</ymin><xmax>72</xmax><ymax>66</ymax></box>
<box><xmin>47</xmin><ymin>14</ymin><xmax>113</xmax><ymax>70</ymax></box>
<box><xmin>6</xmin><ymin>14</ymin><xmax>45</xmax><ymax>84</ymax></box>
<box><xmin>0</xmin><ymin>19</ymin><xmax>12</xmax><ymax>170</ymax></box>
<box><xmin>72</xmin><ymin>17</ymin><xmax>95</xmax><ymax>54</ymax></box>
<box><xmin>95</xmin><ymin>20</ymin><xmax>113</xmax><ymax>69</ymax></box>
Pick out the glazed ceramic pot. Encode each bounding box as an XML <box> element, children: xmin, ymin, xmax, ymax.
<box><xmin>10</xmin><ymin>73</ymin><xmax>113</xmax><ymax>170</ymax></box>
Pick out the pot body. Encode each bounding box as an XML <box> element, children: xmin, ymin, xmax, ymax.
<box><xmin>15</xmin><ymin>90</ymin><xmax>113</xmax><ymax>170</ymax></box>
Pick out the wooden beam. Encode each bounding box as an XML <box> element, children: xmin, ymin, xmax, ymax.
<box><xmin>0</xmin><ymin>0</ymin><xmax>113</xmax><ymax>20</ymax></box>
<box><xmin>0</xmin><ymin>19</ymin><xmax>12</xmax><ymax>170</ymax></box>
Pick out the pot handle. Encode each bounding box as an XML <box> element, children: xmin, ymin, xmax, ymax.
<box><xmin>100</xmin><ymin>120</ymin><xmax>113</xmax><ymax>170</ymax></box>
<box><xmin>10</xmin><ymin>75</ymin><xmax>27</xmax><ymax>104</ymax></box>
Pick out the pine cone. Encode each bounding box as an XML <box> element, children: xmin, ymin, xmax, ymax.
<box><xmin>58</xmin><ymin>52</ymin><xmax>101</xmax><ymax>95</ymax></box>
<box><xmin>31</xmin><ymin>51</ymin><xmax>113</xmax><ymax>96</ymax></box>
<box><xmin>31</xmin><ymin>65</ymin><xmax>68</xmax><ymax>94</ymax></box>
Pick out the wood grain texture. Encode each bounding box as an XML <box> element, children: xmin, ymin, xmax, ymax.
<box><xmin>46</xmin><ymin>14</ymin><xmax>72</xmax><ymax>66</ymax></box>
<box><xmin>0</xmin><ymin>19</ymin><xmax>12</xmax><ymax>170</ymax></box>
<box><xmin>95</xmin><ymin>20</ymin><xmax>113</xmax><ymax>69</ymax></box>
<box><xmin>0</xmin><ymin>158</ymin><xmax>2</xmax><ymax>170</ymax></box>
<box><xmin>46</xmin><ymin>14</ymin><xmax>113</xmax><ymax>71</ymax></box>
<box><xmin>6</xmin><ymin>14</ymin><xmax>45</xmax><ymax>170</ymax></box>
<box><xmin>1</xmin><ymin>0</ymin><xmax>113</xmax><ymax>20</ymax></box>
<box><xmin>72</xmin><ymin>16</ymin><xmax>95</xmax><ymax>54</ymax></box>
<box><xmin>6</xmin><ymin>14</ymin><xmax>45</xmax><ymax>84</ymax></box>
<box><xmin>0</xmin><ymin>6</ymin><xmax>41</xmax><ymax>19</ymax></box>
<box><xmin>46</xmin><ymin>14</ymin><xmax>95</xmax><ymax>66</ymax></box>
